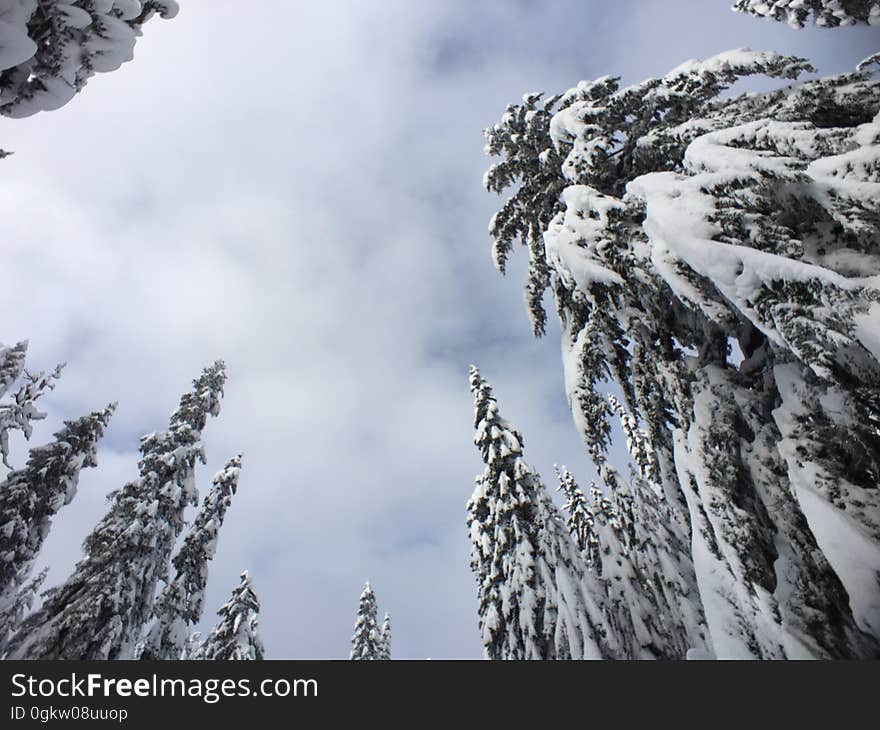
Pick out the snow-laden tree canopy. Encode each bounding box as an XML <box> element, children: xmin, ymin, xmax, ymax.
<box><xmin>484</xmin><ymin>49</ymin><xmax>880</xmax><ymax>658</ymax></box>
<box><xmin>732</xmin><ymin>0</ymin><xmax>880</xmax><ymax>27</ymax></box>
<box><xmin>0</xmin><ymin>0</ymin><xmax>179</xmax><ymax>118</ymax></box>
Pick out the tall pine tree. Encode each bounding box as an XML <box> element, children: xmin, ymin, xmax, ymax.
<box><xmin>6</xmin><ymin>362</ymin><xmax>228</xmax><ymax>660</ymax></box>
<box><xmin>467</xmin><ymin>366</ymin><xmax>613</xmax><ymax>659</ymax></box>
<box><xmin>140</xmin><ymin>454</ymin><xmax>243</xmax><ymax>660</ymax></box>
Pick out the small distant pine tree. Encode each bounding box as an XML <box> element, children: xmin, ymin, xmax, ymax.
<box><xmin>193</xmin><ymin>571</ymin><xmax>264</xmax><ymax>661</ymax></box>
<box><xmin>350</xmin><ymin>582</ymin><xmax>381</xmax><ymax>660</ymax></box>
<box><xmin>377</xmin><ymin>613</ymin><xmax>391</xmax><ymax>660</ymax></box>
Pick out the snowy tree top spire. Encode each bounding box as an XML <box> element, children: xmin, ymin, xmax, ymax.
<box><xmin>469</xmin><ymin>365</ymin><xmax>525</xmax><ymax>467</ymax></box>
<box><xmin>468</xmin><ymin>367</ymin><xmax>612</xmax><ymax>659</ymax></box>
<box><xmin>169</xmin><ymin>360</ymin><xmax>226</xmax><ymax>432</ymax></box>
<box><xmin>378</xmin><ymin>613</ymin><xmax>391</xmax><ymax>660</ymax></box>
<box><xmin>194</xmin><ymin>570</ymin><xmax>265</xmax><ymax>661</ymax></box>
<box><xmin>350</xmin><ymin>581</ymin><xmax>382</xmax><ymax>660</ymax></box>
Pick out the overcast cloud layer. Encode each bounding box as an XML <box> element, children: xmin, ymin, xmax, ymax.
<box><xmin>1</xmin><ymin>1</ymin><xmax>877</xmax><ymax>658</ymax></box>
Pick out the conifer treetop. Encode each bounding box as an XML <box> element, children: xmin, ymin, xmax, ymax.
<box><xmin>195</xmin><ymin>570</ymin><xmax>264</xmax><ymax>661</ymax></box>
<box><xmin>377</xmin><ymin>613</ymin><xmax>391</xmax><ymax>661</ymax></box>
<box><xmin>468</xmin><ymin>367</ymin><xmax>613</xmax><ymax>659</ymax></box>
<box><xmin>350</xmin><ymin>581</ymin><xmax>382</xmax><ymax>660</ymax></box>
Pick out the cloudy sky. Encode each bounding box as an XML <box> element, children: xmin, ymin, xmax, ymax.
<box><xmin>1</xmin><ymin>1</ymin><xmax>877</xmax><ymax>659</ymax></box>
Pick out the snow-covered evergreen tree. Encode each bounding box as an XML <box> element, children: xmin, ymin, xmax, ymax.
<box><xmin>0</xmin><ymin>0</ymin><xmax>180</xmax><ymax>118</ymax></box>
<box><xmin>193</xmin><ymin>571</ymin><xmax>264</xmax><ymax>661</ymax></box>
<box><xmin>732</xmin><ymin>0</ymin><xmax>880</xmax><ymax>27</ymax></box>
<box><xmin>350</xmin><ymin>581</ymin><xmax>382</xmax><ymax>660</ymax></box>
<box><xmin>5</xmin><ymin>361</ymin><xmax>228</xmax><ymax>660</ymax></box>
<box><xmin>467</xmin><ymin>366</ymin><xmax>617</xmax><ymax>659</ymax></box>
<box><xmin>140</xmin><ymin>454</ymin><xmax>243</xmax><ymax>660</ymax></box>
<box><xmin>0</xmin><ymin>566</ymin><xmax>46</xmax><ymax>656</ymax></box>
<box><xmin>377</xmin><ymin>613</ymin><xmax>391</xmax><ymax>660</ymax></box>
<box><xmin>0</xmin><ymin>405</ymin><xmax>114</xmax><ymax>625</ymax></box>
<box><xmin>484</xmin><ymin>50</ymin><xmax>880</xmax><ymax>658</ymax></box>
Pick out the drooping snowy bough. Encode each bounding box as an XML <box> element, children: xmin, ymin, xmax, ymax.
<box><xmin>0</xmin><ymin>405</ymin><xmax>114</xmax><ymax>641</ymax></box>
<box><xmin>732</xmin><ymin>0</ymin><xmax>880</xmax><ymax>28</ymax></box>
<box><xmin>0</xmin><ymin>0</ymin><xmax>179</xmax><ymax>118</ymax></box>
<box><xmin>483</xmin><ymin>49</ymin><xmax>880</xmax><ymax>658</ymax></box>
